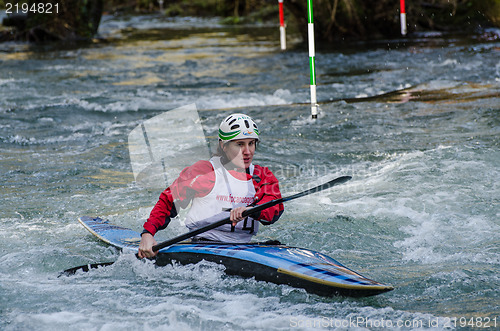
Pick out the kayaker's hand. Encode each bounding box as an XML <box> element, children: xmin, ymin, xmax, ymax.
<box><xmin>138</xmin><ymin>232</ymin><xmax>158</xmax><ymax>259</ymax></box>
<box><xmin>230</xmin><ymin>206</ymin><xmax>249</xmax><ymax>226</ymax></box>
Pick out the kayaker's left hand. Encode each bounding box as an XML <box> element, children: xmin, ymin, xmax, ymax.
<box><xmin>230</xmin><ymin>206</ymin><xmax>249</xmax><ymax>226</ymax></box>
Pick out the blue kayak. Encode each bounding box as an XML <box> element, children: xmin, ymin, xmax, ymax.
<box><xmin>78</xmin><ymin>216</ymin><xmax>394</xmax><ymax>297</ymax></box>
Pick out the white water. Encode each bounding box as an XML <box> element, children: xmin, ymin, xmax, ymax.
<box><xmin>1</xmin><ymin>14</ymin><xmax>499</xmax><ymax>330</ymax></box>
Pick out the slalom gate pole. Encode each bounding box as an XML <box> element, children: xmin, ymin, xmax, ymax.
<box><xmin>278</xmin><ymin>0</ymin><xmax>286</xmax><ymax>50</ymax></box>
<box><xmin>400</xmin><ymin>0</ymin><xmax>407</xmax><ymax>36</ymax></box>
<box><xmin>307</xmin><ymin>0</ymin><xmax>318</xmax><ymax>119</ymax></box>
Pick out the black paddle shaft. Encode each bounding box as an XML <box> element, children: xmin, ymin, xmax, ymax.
<box><xmin>152</xmin><ymin>175</ymin><xmax>351</xmax><ymax>251</ymax></box>
<box><xmin>61</xmin><ymin>175</ymin><xmax>352</xmax><ymax>276</ymax></box>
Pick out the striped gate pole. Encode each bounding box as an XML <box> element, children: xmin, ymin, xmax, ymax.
<box><xmin>400</xmin><ymin>0</ymin><xmax>407</xmax><ymax>35</ymax></box>
<box><xmin>307</xmin><ymin>0</ymin><xmax>318</xmax><ymax>118</ymax></box>
<box><xmin>278</xmin><ymin>0</ymin><xmax>286</xmax><ymax>50</ymax></box>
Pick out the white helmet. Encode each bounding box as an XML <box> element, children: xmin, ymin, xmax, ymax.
<box><xmin>218</xmin><ymin>113</ymin><xmax>260</xmax><ymax>142</ymax></box>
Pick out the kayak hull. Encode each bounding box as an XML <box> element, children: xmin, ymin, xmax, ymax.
<box><xmin>155</xmin><ymin>248</ymin><xmax>392</xmax><ymax>297</ymax></box>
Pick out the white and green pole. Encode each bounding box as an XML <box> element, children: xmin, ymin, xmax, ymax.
<box><xmin>307</xmin><ymin>0</ymin><xmax>318</xmax><ymax>119</ymax></box>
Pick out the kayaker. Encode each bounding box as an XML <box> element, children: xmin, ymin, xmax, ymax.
<box><xmin>138</xmin><ymin>113</ymin><xmax>284</xmax><ymax>258</ymax></box>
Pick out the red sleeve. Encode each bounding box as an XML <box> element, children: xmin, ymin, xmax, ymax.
<box><xmin>143</xmin><ymin>161</ymin><xmax>215</xmax><ymax>236</ymax></box>
<box><xmin>251</xmin><ymin>165</ymin><xmax>284</xmax><ymax>224</ymax></box>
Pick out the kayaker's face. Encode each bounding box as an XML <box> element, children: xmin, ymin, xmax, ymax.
<box><xmin>222</xmin><ymin>138</ymin><xmax>256</xmax><ymax>169</ymax></box>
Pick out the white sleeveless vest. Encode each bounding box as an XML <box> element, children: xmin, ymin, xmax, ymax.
<box><xmin>184</xmin><ymin>156</ymin><xmax>258</xmax><ymax>242</ymax></box>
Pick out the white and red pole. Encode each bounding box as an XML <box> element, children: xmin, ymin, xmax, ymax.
<box><xmin>400</xmin><ymin>0</ymin><xmax>407</xmax><ymax>36</ymax></box>
<box><xmin>278</xmin><ymin>0</ymin><xmax>286</xmax><ymax>50</ymax></box>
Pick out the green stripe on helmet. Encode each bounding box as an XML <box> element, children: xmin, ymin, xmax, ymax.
<box><xmin>219</xmin><ymin>129</ymin><xmax>241</xmax><ymax>141</ymax></box>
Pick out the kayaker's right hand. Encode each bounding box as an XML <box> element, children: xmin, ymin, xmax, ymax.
<box><xmin>230</xmin><ymin>206</ymin><xmax>249</xmax><ymax>226</ymax></box>
<box><xmin>138</xmin><ymin>232</ymin><xmax>158</xmax><ymax>259</ymax></box>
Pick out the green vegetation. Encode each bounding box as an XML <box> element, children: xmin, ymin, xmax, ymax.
<box><xmin>1</xmin><ymin>0</ymin><xmax>499</xmax><ymax>43</ymax></box>
<box><xmin>1</xmin><ymin>0</ymin><xmax>102</xmax><ymax>42</ymax></box>
<box><xmin>284</xmin><ymin>0</ymin><xmax>500</xmax><ymax>42</ymax></box>
<box><xmin>101</xmin><ymin>0</ymin><xmax>277</xmax><ymax>22</ymax></box>
<box><xmin>101</xmin><ymin>0</ymin><xmax>500</xmax><ymax>40</ymax></box>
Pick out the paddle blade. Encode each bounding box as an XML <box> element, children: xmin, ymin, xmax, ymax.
<box><xmin>59</xmin><ymin>262</ymin><xmax>115</xmax><ymax>277</ymax></box>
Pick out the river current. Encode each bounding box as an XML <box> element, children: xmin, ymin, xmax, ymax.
<box><xmin>0</xmin><ymin>14</ymin><xmax>499</xmax><ymax>330</ymax></box>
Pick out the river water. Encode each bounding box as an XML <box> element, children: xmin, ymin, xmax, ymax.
<box><xmin>1</xmin><ymin>13</ymin><xmax>499</xmax><ymax>330</ymax></box>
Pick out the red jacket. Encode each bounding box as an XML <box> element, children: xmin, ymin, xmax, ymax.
<box><xmin>143</xmin><ymin>160</ymin><xmax>284</xmax><ymax>236</ymax></box>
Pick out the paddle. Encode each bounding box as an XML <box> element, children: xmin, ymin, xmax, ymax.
<box><xmin>61</xmin><ymin>175</ymin><xmax>351</xmax><ymax>276</ymax></box>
